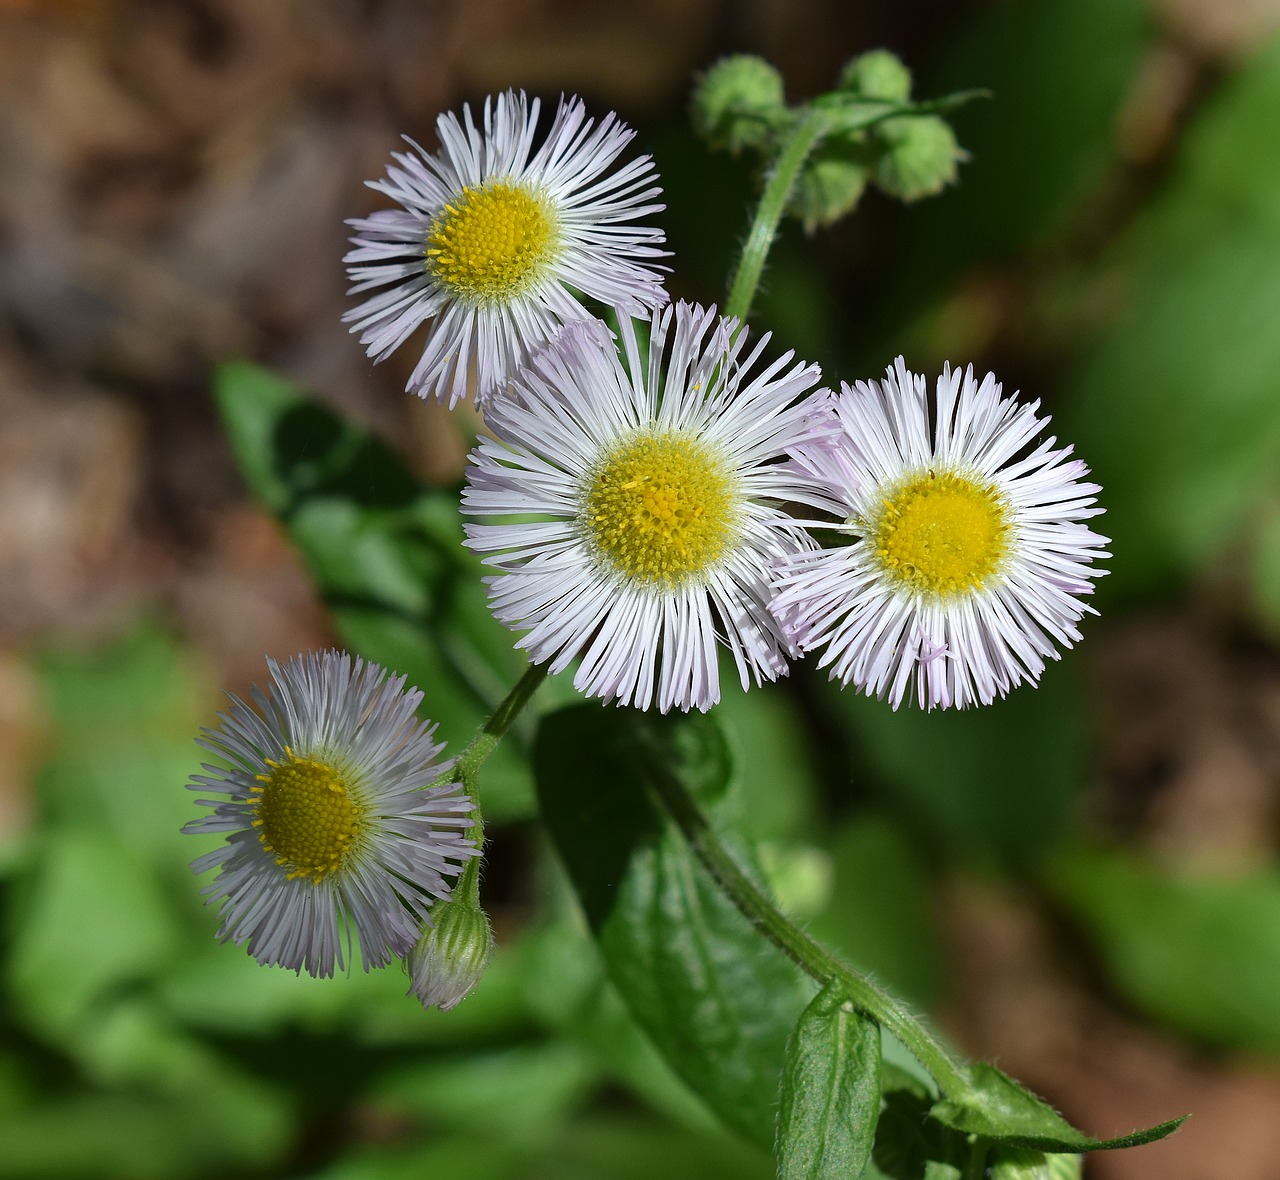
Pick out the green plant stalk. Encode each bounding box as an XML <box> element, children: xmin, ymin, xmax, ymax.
<box><xmin>454</xmin><ymin>820</ymin><xmax>485</xmax><ymax>906</ymax></box>
<box><xmin>963</xmin><ymin>1139</ymin><xmax>990</xmax><ymax>1180</ymax></box>
<box><xmin>646</xmin><ymin>762</ymin><xmax>973</xmax><ymax>1101</ymax></box>
<box><xmin>724</xmin><ymin>107</ymin><xmax>830</xmax><ymax>323</ymax></box>
<box><xmin>428</xmin><ymin>661</ymin><xmax>548</xmax><ymax>865</ymax></box>
<box><xmin>456</xmin><ymin>662</ymin><xmax>549</xmax><ymax>784</ymax></box>
<box><xmin>722</xmin><ymin>91</ymin><xmax>986</xmax><ymax>324</ymax></box>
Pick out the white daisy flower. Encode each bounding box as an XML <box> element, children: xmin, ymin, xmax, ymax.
<box><xmin>462</xmin><ymin>301</ymin><xmax>832</xmax><ymax>713</ymax></box>
<box><xmin>184</xmin><ymin>651</ymin><xmax>477</xmax><ymax>977</ymax></box>
<box><xmin>771</xmin><ymin>358</ymin><xmax>1108</xmax><ymax>710</ymax></box>
<box><xmin>344</xmin><ymin>89</ymin><xmax>668</xmax><ymax>407</ymax></box>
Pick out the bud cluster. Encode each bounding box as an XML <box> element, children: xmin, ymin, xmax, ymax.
<box><xmin>690</xmin><ymin>49</ymin><xmax>967</xmax><ymax>233</ymax></box>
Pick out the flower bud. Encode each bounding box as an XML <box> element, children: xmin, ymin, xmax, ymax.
<box><xmin>873</xmin><ymin>115</ymin><xmax>964</xmax><ymax>202</ymax></box>
<box><xmin>406</xmin><ymin>896</ymin><xmax>493</xmax><ymax>1011</ymax></box>
<box><xmin>691</xmin><ymin>55</ymin><xmax>786</xmax><ymax>154</ymax></box>
<box><xmin>789</xmin><ymin>150</ymin><xmax>869</xmax><ymax>233</ymax></box>
<box><xmin>840</xmin><ymin>50</ymin><xmax>913</xmax><ymax>102</ymax></box>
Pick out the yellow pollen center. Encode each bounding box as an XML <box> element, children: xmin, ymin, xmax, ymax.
<box><xmin>583</xmin><ymin>432</ymin><xmax>738</xmax><ymax>586</ymax></box>
<box><xmin>425</xmin><ymin>181</ymin><xmax>555</xmax><ymax>301</ymax></box>
<box><xmin>251</xmin><ymin>751</ymin><xmax>363</xmax><ymax>881</ymax></box>
<box><xmin>872</xmin><ymin>470</ymin><xmax>1011</xmax><ymax>596</ymax></box>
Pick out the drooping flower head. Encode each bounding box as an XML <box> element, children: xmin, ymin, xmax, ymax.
<box><xmin>771</xmin><ymin>358</ymin><xmax>1108</xmax><ymax>709</ymax></box>
<box><xmin>462</xmin><ymin>301</ymin><xmax>832</xmax><ymax>713</ymax></box>
<box><xmin>405</xmin><ymin>891</ymin><xmax>494</xmax><ymax>1012</ymax></box>
<box><xmin>184</xmin><ymin>651</ymin><xmax>477</xmax><ymax>977</ymax></box>
<box><xmin>344</xmin><ymin>90</ymin><xmax>668</xmax><ymax>407</ymax></box>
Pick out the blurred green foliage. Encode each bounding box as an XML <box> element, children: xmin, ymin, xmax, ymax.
<box><xmin>1048</xmin><ymin>846</ymin><xmax>1280</xmax><ymax>1054</ymax></box>
<box><xmin>1061</xmin><ymin>34</ymin><xmax>1280</xmax><ymax>602</ymax></box>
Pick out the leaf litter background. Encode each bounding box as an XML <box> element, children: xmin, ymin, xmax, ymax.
<box><xmin>4</xmin><ymin>0</ymin><xmax>1280</xmax><ymax>1177</ymax></box>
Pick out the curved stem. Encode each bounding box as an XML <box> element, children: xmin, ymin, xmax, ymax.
<box><xmin>648</xmin><ymin>763</ymin><xmax>973</xmax><ymax>1100</ymax></box>
<box><xmin>429</xmin><ymin>661</ymin><xmax>550</xmax><ymax>803</ymax></box>
<box><xmin>455</xmin><ymin>662</ymin><xmax>549</xmax><ymax>784</ymax></box>
<box><xmin>724</xmin><ymin>107</ymin><xmax>830</xmax><ymax>324</ymax></box>
<box><xmin>433</xmin><ymin>661</ymin><xmax>548</xmax><ymax>873</ymax></box>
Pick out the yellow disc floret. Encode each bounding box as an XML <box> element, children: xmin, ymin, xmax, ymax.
<box><xmin>871</xmin><ymin>470</ymin><xmax>1011</xmax><ymax>596</ymax></box>
<box><xmin>426</xmin><ymin>180</ymin><xmax>556</xmax><ymax>302</ymax></box>
<box><xmin>251</xmin><ymin>750</ymin><xmax>365</xmax><ymax>881</ymax></box>
<box><xmin>583</xmin><ymin>431</ymin><xmax>739</xmax><ymax>586</ymax></box>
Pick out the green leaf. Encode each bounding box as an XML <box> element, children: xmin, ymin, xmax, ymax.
<box><xmin>518</xmin><ymin>883</ymin><xmax>726</xmax><ymax>1134</ymax></box>
<box><xmin>533</xmin><ymin>704</ymin><xmax>815</xmax><ymax>1148</ymax></box>
<box><xmin>776</xmin><ymin>979</ymin><xmax>881</xmax><ymax>1180</ymax></box>
<box><xmin>214</xmin><ymin>361</ymin><xmax>543</xmax><ymax>819</ymax></box>
<box><xmin>930</xmin><ymin>1063</ymin><xmax>1184</xmax><ymax>1152</ymax></box>
<box><xmin>7</xmin><ymin>827</ymin><xmax>179</xmax><ymax>1042</ymax></box>
<box><xmin>1047</xmin><ymin>845</ymin><xmax>1280</xmax><ymax>1052</ymax></box>
<box><xmin>34</xmin><ymin>622</ymin><xmax>208</xmax><ymax>865</ymax></box>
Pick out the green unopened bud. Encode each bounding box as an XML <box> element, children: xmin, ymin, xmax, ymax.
<box><xmin>990</xmin><ymin>1147</ymin><xmax>1081</xmax><ymax>1180</ymax></box>
<box><xmin>840</xmin><ymin>49</ymin><xmax>913</xmax><ymax>102</ymax></box>
<box><xmin>691</xmin><ymin>55</ymin><xmax>786</xmax><ymax>154</ymax></box>
<box><xmin>789</xmin><ymin>149</ymin><xmax>868</xmax><ymax>233</ymax></box>
<box><xmin>406</xmin><ymin>896</ymin><xmax>493</xmax><ymax>1011</ymax></box>
<box><xmin>873</xmin><ymin>115</ymin><xmax>964</xmax><ymax>202</ymax></box>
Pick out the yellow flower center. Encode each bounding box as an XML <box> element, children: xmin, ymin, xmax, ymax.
<box><xmin>425</xmin><ymin>180</ymin><xmax>556</xmax><ymax>302</ymax></box>
<box><xmin>582</xmin><ymin>432</ymin><xmax>739</xmax><ymax>586</ymax></box>
<box><xmin>251</xmin><ymin>750</ymin><xmax>364</xmax><ymax>881</ymax></box>
<box><xmin>871</xmin><ymin>470</ymin><xmax>1011</xmax><ymax>596</ymax></box>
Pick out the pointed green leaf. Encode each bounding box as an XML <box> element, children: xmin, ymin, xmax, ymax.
<box><xmin>777</xmin><ymin>979</ymin><xmax>881</xmax><ymax>1179</ymax></box>
<box><xmin>931</xmin><ymin>1063</ymin><xmax>1185</xmax><ymax>1151</ymax></box>
<box><xmin>533</xmin><ymin>704</ymin><xmax>815</xmax><ymax>1148</ymax></box>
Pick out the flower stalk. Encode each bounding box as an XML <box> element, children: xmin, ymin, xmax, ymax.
<box><xmin>644</xmin><ymin>754</ymin><xmax>974</xmax><ymax>1100</ymax></box>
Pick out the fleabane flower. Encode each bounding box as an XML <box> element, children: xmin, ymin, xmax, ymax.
<box><xmin>184</xmin><ymin>651</ymin><xmax>477</xmax><ymax>977</ymax></box>
<box><xmin>771</xmin><ymin>358</ymin><xmax>1108</xmax><ymax>710</ymax></box>
<box><xmin>344</xmin><ymin>90</ymin><xmax>668</xmax><ymax>407</ymax></box>
<box><xmin>462</xmin><ymin>301</ymin><xmax>832</xmax><ymax>713</ymax></box>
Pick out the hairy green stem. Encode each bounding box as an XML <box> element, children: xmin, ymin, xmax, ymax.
<box><xmin>431</xmin><ymin>661</ymin><xmax>548</xmax><ymax>865</ymax></box>
<box><xmin>724</xmin><ymin>108</ymin><xmax>830</xmax><ymax>323</ymax></box>
<box><xmin>454</xmin><ymin>820</ymin><xmax>485</xmax><ymax>905</ymax></box>
<box><xmin>455</xmin><ymin>662</ymin><xmax>549</xmax><ymax>784</ymax></box>
<box><xmin>429</xmin><ymin>662</ymin><xmax>549</xmax><ymax>807</ymax></box>
<box><xmin>647</xmin><ymin>762</ymin><xmax>973</xmax><ymax>1100</ymax></box>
